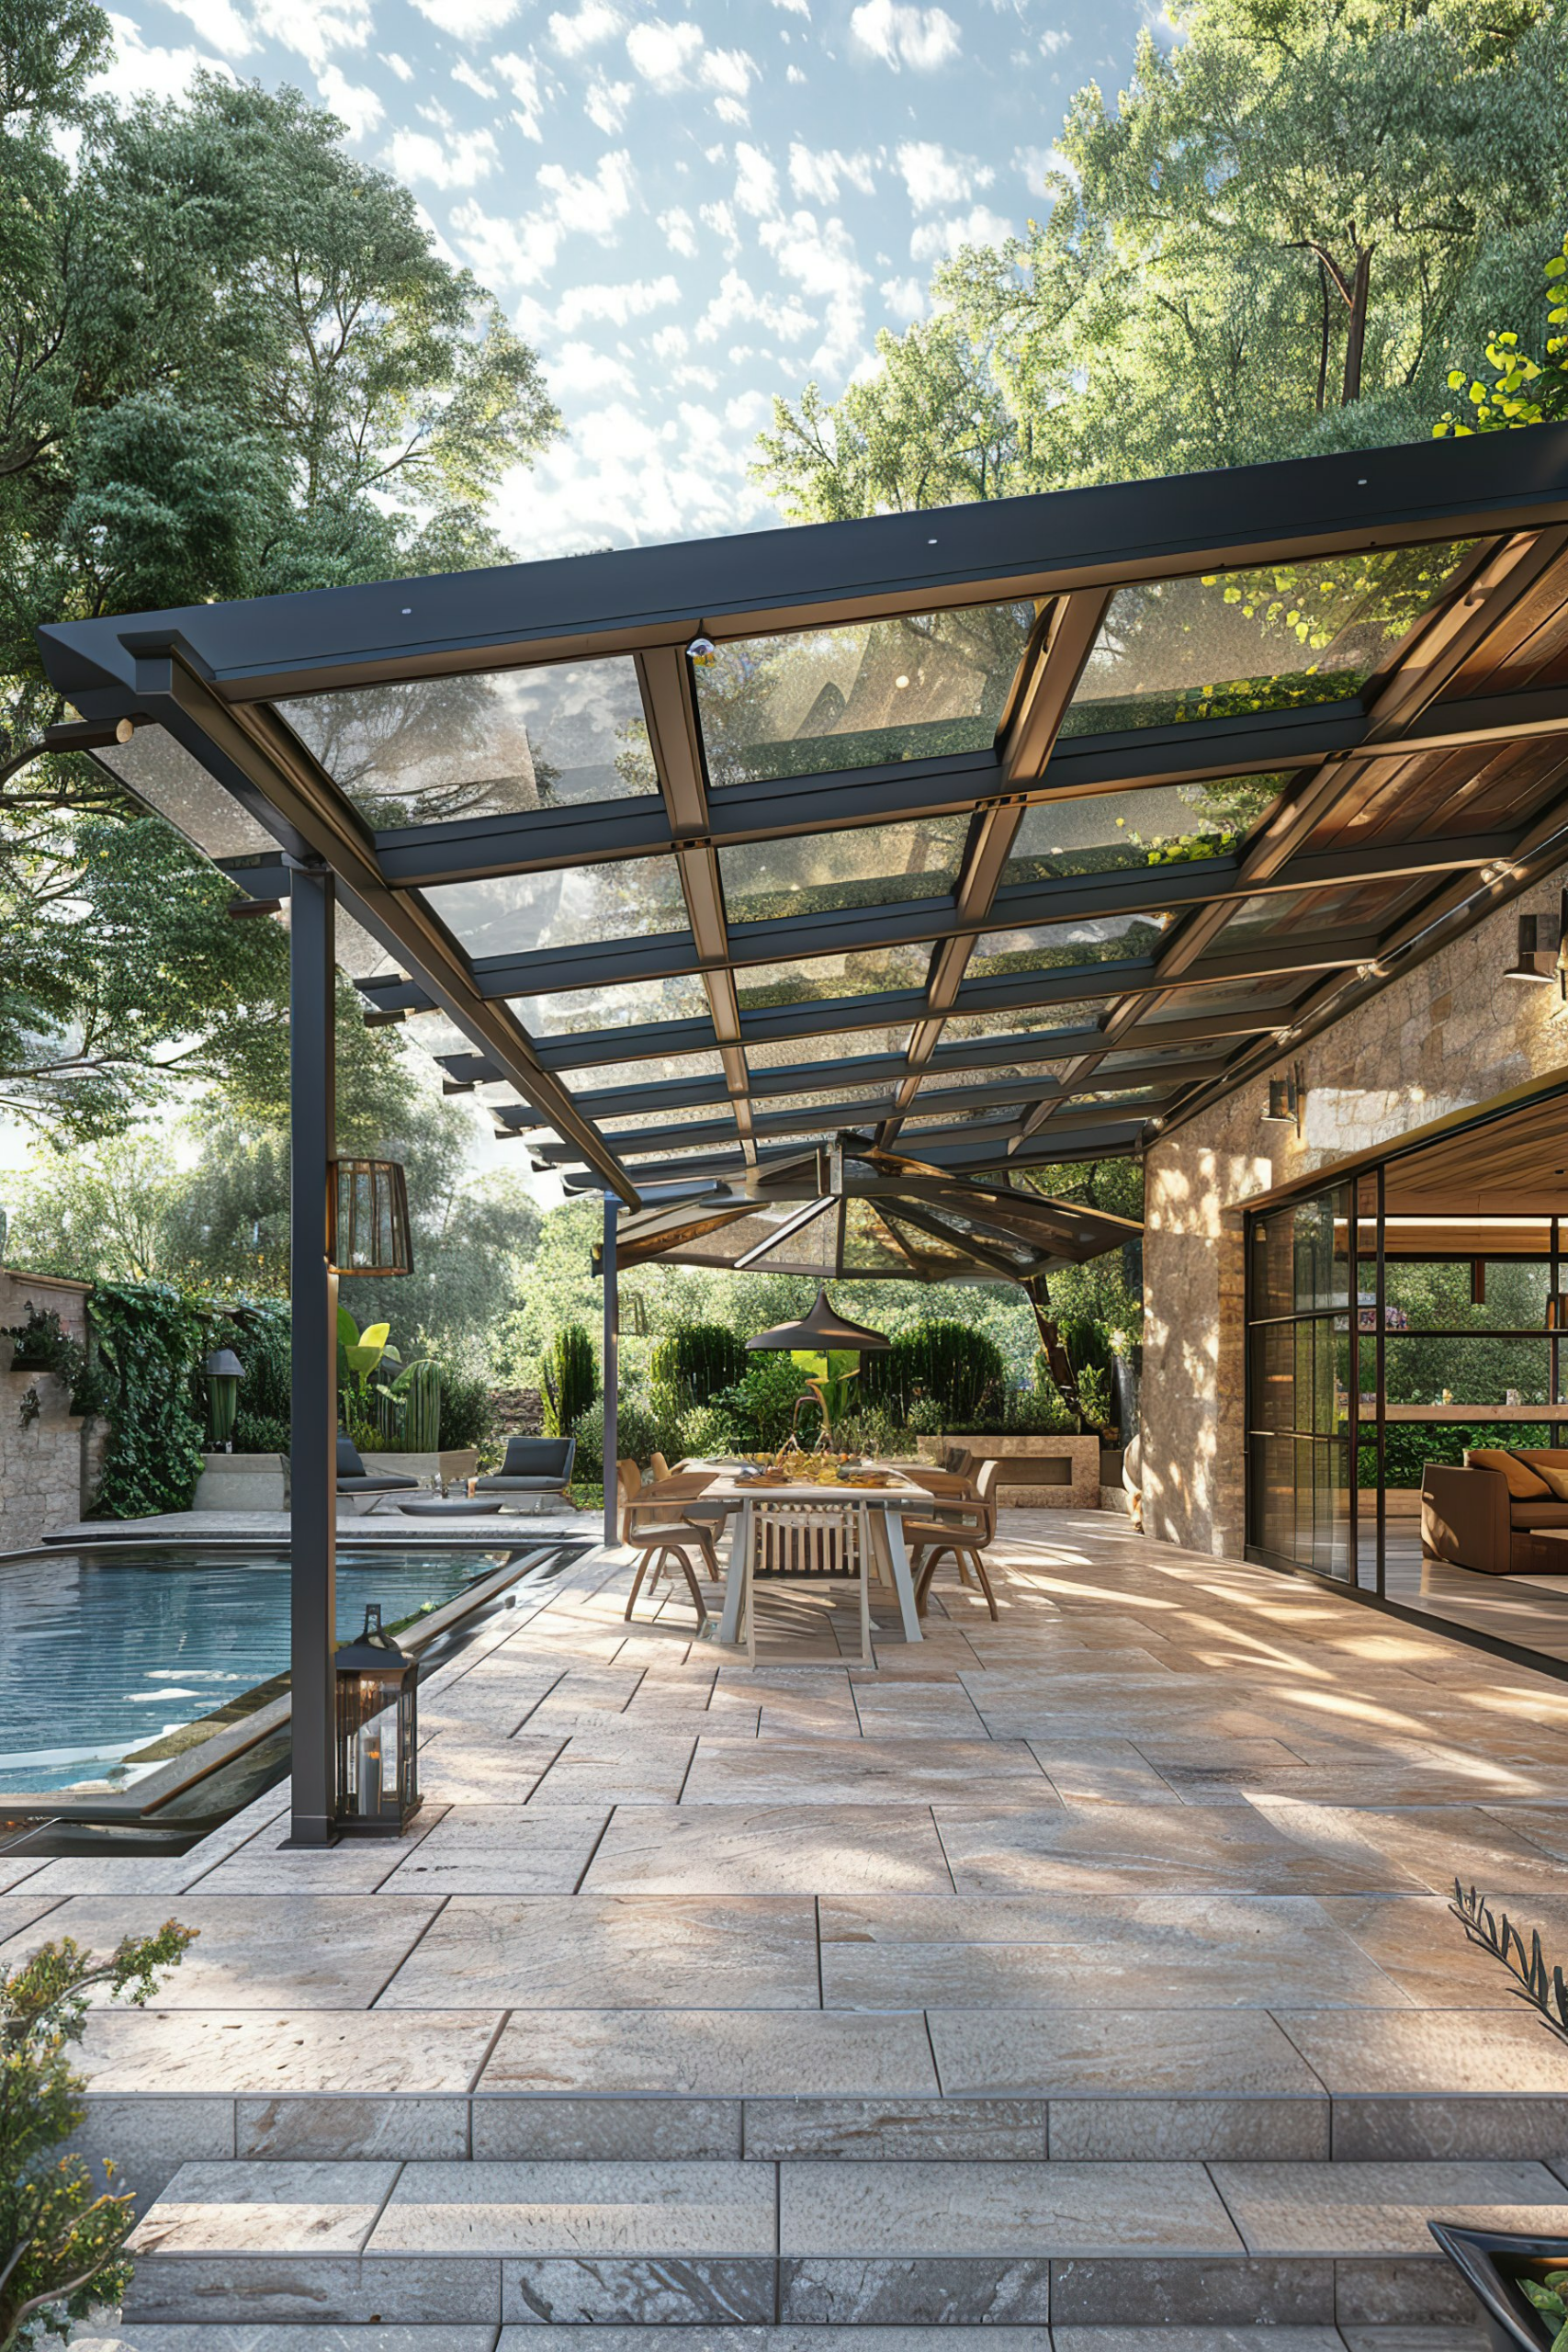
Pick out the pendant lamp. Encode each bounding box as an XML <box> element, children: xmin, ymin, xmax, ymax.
<box><xmin>745</xmin><ymin>1286</ymin><xmax>891</xmax><ymax>1351</ymax></box>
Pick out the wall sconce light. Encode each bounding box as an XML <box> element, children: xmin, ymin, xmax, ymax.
<box><xmin>328</xmin><ymin>1159</ymin><xmax>413</xmax><ymax>1276</ymax></box>
<box><xmin>1262</xmin><ymin>1060</ymin><xmax>1305</xmax><ymax>1136</ymax></box>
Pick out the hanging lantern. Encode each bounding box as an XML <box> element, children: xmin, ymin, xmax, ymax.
<box><xmin>203</xmin><ymin>1347</ymin><xmax>244</xmax><ymax>1451</ymax></box>
<box><xmin>328</xmin><ymin>1159</ymin><xmax>412</xmax><ymax>1276</ymax></box>
<box><xmin>333</xmin><ymin>1604</ymin><xmax>421</xmax><ymax>1835</ymax></box>
<box><xmin>745</xmin><ymin>1286</ymin><xmax>891</xmax><ymax>1352</ymax></box>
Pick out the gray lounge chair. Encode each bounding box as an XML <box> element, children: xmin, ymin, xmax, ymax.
<box><xmin>474</xmin><ymin>1435</ymin><xmax>577</xmax><ymax>1503</ymax></box>
<box><xmin>335</xmin><ymin>1432</ymin><xmax>421</xmax><ymax>1511</ymax></box>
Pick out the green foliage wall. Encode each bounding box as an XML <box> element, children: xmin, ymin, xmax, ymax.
<box><xmin>90</xmin><ymin>1282</ymin><xmax>207</xmax><ymax>1517</ymax></box>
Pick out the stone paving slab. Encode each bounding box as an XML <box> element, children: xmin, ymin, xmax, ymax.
<box><xmin>129</xmin><ymin>2160</ymin><xmax>400</xmax><ymax>2255</ymax></box>
<box><xmin>476</xmin><ymin>2007</ymin><xmax>939</xmax><ymax>2097</ymax></box>
<box><xmin>776</xmin><ymin>2158</ymin><xmax>1244</xmax><ymax>2256</ymax></box>
<box><xmin>376</xmin><ymin>1894</ymin><xmax>821</xmax><ymax>2009</ymax></box>
<box><xmin>370</xmin><ymin>2158</ymin><xmax>776</xmax><ymax>2254</ymax></box>
<box><xmin>928</xmin><ymin>1800</ymin><xmax>1425</xmax><ymax>1896</ymax></box>
<box><xmin>581</xmin><ymin>1802</ymin><xmax>955</xmax><ymax>1894</ymax></box>
<box><xmin>74</xmin><ymin>2008</ymin><xmax>502</xmax><ymax>2094</ymax></box>
<box><xmin>0</xmin><ymin>1896</ymin><xmax>443</xmax><ymax>2007</ymax></box>
<box><xmin>1210</xmin><ymin>2157</ymin><xmax>1568</xmax><ymax>2251</ymax></box>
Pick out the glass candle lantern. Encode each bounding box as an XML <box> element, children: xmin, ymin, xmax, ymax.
<box><xmin>333</xmin><ymin>1604</ymin><xmax>421</xmax><ymax>1835</ymax></box>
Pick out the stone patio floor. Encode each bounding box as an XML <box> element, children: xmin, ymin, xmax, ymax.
<box><xmin>6</xmin><ymin>1508</ymin><xmax>1568</xmax><ymax>2346</ymax></box>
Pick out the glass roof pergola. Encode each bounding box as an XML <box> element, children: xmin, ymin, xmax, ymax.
<box><xmin>36</xmin><ymin>424</ymin><xmax>1568</xmax><ymax>1208</ymax></box>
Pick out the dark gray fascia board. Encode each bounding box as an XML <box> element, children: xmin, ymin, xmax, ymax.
<box><xmin>37</xmin><ymin>424</ymin><xmax>1568</xmax><ymax>704</ymax></box>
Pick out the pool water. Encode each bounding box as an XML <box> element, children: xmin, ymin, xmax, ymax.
<box><xmin>0</xmin><ymin>1545</ymin><xmax>506</xmax><ymax>1793</ymax></box>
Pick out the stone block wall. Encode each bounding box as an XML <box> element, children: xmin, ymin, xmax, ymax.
<box><xmin>0</xmin><ymin>1268</ymin><xmax>100</xmax><ymax>1552</ymax></box>
<box><xmin>1141</xmin><ymin>868</ymin><xmax>1568</xmax><ymax>1558</ymax></box>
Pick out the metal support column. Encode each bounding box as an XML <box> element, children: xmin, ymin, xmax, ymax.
<box><xmin>603</xmin><ymin>1193</ymin><xmax>619</xmax><ymax>1553</ymax></box>
<box><xmin>288</xmin><ymin>865</ymin><xmax>338</xmax><ymax>1846</ymax></box>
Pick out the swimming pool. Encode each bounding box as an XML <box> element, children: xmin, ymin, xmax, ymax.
<box><xmin>0</xmin><ymin>1544</ymin><xmax>513</xmax><ymax>1794</ymax></box>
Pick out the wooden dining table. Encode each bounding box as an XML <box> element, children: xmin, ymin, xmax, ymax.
<box><xmin>642</xmin><ymin>1461</ymin><xmax>927</xmax><ymax>1645</ymax></box>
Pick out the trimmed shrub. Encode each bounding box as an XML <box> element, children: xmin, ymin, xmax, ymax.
<box><xmin>570</xmin><ymin>1395</ymin><xmax>669</xmax><ymax>1482</ymax></box>
<box><xmin>860</xmin><ymin>1319</ymin><xmax>1005</xmax><ymax>1428</ymax></box>
<box><xmin>649</xmin><ymin>1323</ymin><xmax>746</xmax><ymax>1417</ymax></box>
<box><xmin>437</xmin><ymin>1370</ymin><xmax>495</xmax><ymax>1453</ymax></box>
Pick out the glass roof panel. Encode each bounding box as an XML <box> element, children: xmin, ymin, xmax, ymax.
<box><xmin>966</xmin><ymin>910</ymin><xmax>1171</xmax><ymax>980</ymax></box>
<box><xmin>1003</xmin><ymin>776</ymin><xmax>1283</xmax><ymax>883</ymax></box>
<box><xmin>596</xmin><ymin>1101</ymin><xmax>730</xmax><ymax>1133</ymax></box>
<box><xmin>754</xmin><ymin>1087</ymin><xmax>897</xmax><ymax>1117</ymax></box>
<box><xmin>1066</xmin><ymin>1083</ymin><xmax>1163</xmax><ymax>1102</ymax></box>
<box><xmin>898</xmin><ymin>1104</ymin><xmax>1032</xmax><ymax>1129</ymax></box>
<box><xmin>1141</xmin><ymin>980</ymin><xmax>1299</xmax><ymax>1023</ymax></box>
<box><xmin>844</xmin><ymin>1199</ymin><xmax>913</xmax><ymax>1270</ymax></box>
<box><xmin>720</xmin><ymin>815</ymin><xmax>968</xmax><ymax>925</ymax></box>
<box><xmin>401</xmin><ymin>1010</ymin><xmax>488</xmax><ymax>1061</ymax></box>
<box><xmin>1095</xmin><ymin>1044</ymin><xmax>1214</xmax><ymax>1071</ymax></box>
<box><xmin>1061</xmin><ymin>541</ymin><xmax>1476</xmax><ymax>737</ymax></box>
<box><xmin>508</xmin><ymin>973</ymin><xmax>712</xmax><ymax>1035</ymax></box>
<box><xmin>881</xmin><ymin>1211</ymin><xmax>970</xmax><ymax>1260</ymax></box>
<box><xmin>694</xmin><ymin>598</ymin><xmax>1037</xmax><ymax>786</ymax></box>
<box><xmin>423</xmin><ymin>855</ymin><xmax>689</xmax><ymax>959</ymax></box>
<box><xmin>941</xmin><ymin>1001</ymin><xmax>1116</xmax><ymax>1041</ymax></box>
<box><xmin>920</xmin><ymin>1063</ymin><xmax>1067</xmax><ymax>1092</ymax></box>
<box><xmin>735</xmin><ymin>942</ymin><xmax>931</xmax><ymax>1009</ymax></box>
<box><xmin>563</xmin><ymin>1049</ymin><xmax>727</xmax><ymax>1093</ymax></box>
<box><xmin>277</xmin><ymin>658</ymin><xmax>657</xmax><ymax>827</ymax></box>
<box><xmin>94</xmin><ymin>726</ymin><xmax>277</xmax><ymax>858</ymax></box>
<box><xmin>744</xmin><ymin>1024</ymin><xmax>911</xmax><ymax>1073</ymax></box>
<box><xmin>616</xmin><ymin>1137</ymin><xmax>744</xmax><ymax>1165</ymax></box>
<box><xmin>1217</xmin><ymin>875</ymin><xmax>1421</xmax><ymax>944</ymax></box>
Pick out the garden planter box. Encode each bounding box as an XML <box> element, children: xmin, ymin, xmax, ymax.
<box><xmin>195</xmin><ymin>1452</ymin><xmax>289</xmax><ymax>1511</ymax></box>
<box><xmin>359</xmin><ymin>1448</ymin><xmax>479</xmax><ymax>1491</ymax></box>
<box><xmin>917</xmin><ymin>1430</ymin><xmax>1101</xmax><ymax>1508</ymax></box>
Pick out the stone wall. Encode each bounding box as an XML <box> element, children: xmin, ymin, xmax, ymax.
<box><xmin>1141</xmin><ymin>868</ymin><xmax>1568</xmax><ymax>1557</ymax></box>
<box><xmin>0</xmin><ymin>1268</ymin><xmax>101</xmax><ymax>1552</ymax></box>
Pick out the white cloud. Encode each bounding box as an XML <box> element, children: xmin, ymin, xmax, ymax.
<box><xmin>909</xmin><ymin>202</ymin><xmax>1013</xmax><ymax>262</ymax></box>
<box><xmin>150</xmin><ymin>0</ymin><xmax>255</xmax><ymax>57</ymax></box>
<box><xmin>700</xmin><ymin>47</ymin><xmax>756</xmax><ymax>98</ymax></box>
<box><xmin>536</xmin><ymin>148</ymin><xmax>635</xmax><ymax>238</ymax></box>
<box><xmin>102</xmin><ymin>15</ymin><xmax>242</xmax><ymax>97</ymax></box>
<box><xmin>896</xmin><ymin>141</ymin><xmax>991</xmax><ymax>209</ymax></box>
<box><xmin>318</xmin><ymin>64</ymin><xmax>384</xmax><ymax>138</ymax></box>
<box><xmin>626</xmin><ymin>17</ymin><xmax>703</xmax><ymax>87</ymax></box>
<box><xmin>785</xmin><ymin>62</ymin><xmax>806</xmax><ymax>82</ymax></box>
<box><xmin>761</xmin><ymin>206</ymin><xmax>872</xmax><ymax>373</ymax></box>
<box><xmin>880</xmin><ymin>273</ymin><xmax>925</xmax><ymax>320</ymax></box>
<box><xmin>733</xmin><ymin>141</ymin><xmax>779</xmax><ymax>217</ymax></box>
<box><xmin>551</xmin><ymin>341</ymin><xmax>637</xmax><ymax>393</ymax></box>
<box><xmin>694</xmin><ymin>269</ymin><xmax>814</xmax><ymax>346</ymax></box>
<box><xmin>386</xmin><ymin>125</ymin><xmax>499</xmax><ymax>188</ymax></box>
<box><xmin>772</xmin><ymin>0</ymin><xmax>810</xmax><ymax>13</ymax></box>
<box><xmin>787</xmin><ymin>143</ymin><xmax>875</xmax><ymax>201</ymax></box>
<box><xmin>382</xmin><ymin>50</ymin><xmax>414</xmax><ymax>79</ymax></box>
<box><xmin>548</xmin><ymin>0</ymin><xmax>623</xmax><ymax>53</ymax></box>
<box><xmin>495</xmin><ymin>397</ymin><xmax>773</xmax><ymax>556</ymax></box>
<box><xmin>659</xmin><ymin>205</ymin><xmax>698</xmax><ymax>256</ymax></box>
<box><xmin>1040</xmin><ymin>26</ymin><xmax>1068</xmax><ymax>54</ymax></box>
<box><xmin>408</xmin><ymin>0</ymin><xmax>519</xmax><ymax>37</ymax></box>
<box><xmin>452</xmin><ymin>58</ymin><xmax>495</xmax><ymax>97</ymax></box>
<box><xmin>699</xmin><ymin>198</ymin><xmax>741</xmax><ymax>257</ymax></box>
<box><xmin>849</xmin><ymin>0</ymin><xmax>960</xmax><ymax>70</ymax></box>
<box><xmin>250</xmin><ymin>0</ymin><xmax>372</xmax><ymax>72</ymax></box>
<box><xmin>711</xmin><ymin>96</ymin><xmax>748</xmax><ymax>125</ymax></box>
<box><xmin>584</xmin><ymin>74</ymin><xmax>634</xmax><ymax>131</ymax></box>
<box><xmin>650</xmin><ymin>322</ymin><xmax>690</xmax><ymax>358</ymax></box>
<box><xmin>557</xmin><ymin>275</ymin><xmax>681</xmax><ymax>329</ymax></box>
<box><xmin>492</xmin><ymin>51</ymin><xmax>545</xmax><ymax>136</ymax></box>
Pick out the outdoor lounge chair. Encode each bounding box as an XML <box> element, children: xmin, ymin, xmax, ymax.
<box><xmin>474</xmin><ymin>1435</ymin><xmax>577</xmax><ymax>1500</ymax></box>
<box><xmin>334</xmin><ymin>1433</ymin><xmax>421</xmax><ymax>1512</ymax></box>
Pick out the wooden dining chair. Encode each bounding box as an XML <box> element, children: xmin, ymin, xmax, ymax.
<box><xmin>649</xmin><ymin>1451</ymin><xmax>671</xmax><ymax>1484</ymax></box>
<box><xmin>903</xmin><ymin>1458</ymin><xmax>1001</xmax><ymax>1620</ymax></box>
<box><xmin>742</xmin><ymin>1500</ymin><xmax>872</xmax><ymax>1665</ymax></box>
<box><xmin>616</xmin><ymin>1457</ymin><xmax>719</xmax><ymax>1625</ymax></box>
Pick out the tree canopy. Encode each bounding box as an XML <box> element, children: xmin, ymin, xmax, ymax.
<box><xmin>757</xmin><ymin>0</ymin><xmax>1568</xmax><ymax>519</ymax></box>
<box><xmin>1</xmin><ymin>4</ymin><xmax>560</xmax><ymax>1142</ymax></box>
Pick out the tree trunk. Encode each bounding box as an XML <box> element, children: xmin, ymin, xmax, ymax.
<box><xmin>1314</xmin><ymin>259</ymin><xmax>1332</xmax><ymax>413</ymax></box>
<box><xmin>1341</xmin><ymin>248</ymin><xmax>1372</xmax><ymax>405</ymax></box>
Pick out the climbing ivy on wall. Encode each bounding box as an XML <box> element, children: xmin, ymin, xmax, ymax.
<box><xmin>90</xmin><ymin>1283</ymin><xmax>208</xmax><ymax>1517</ymax></box>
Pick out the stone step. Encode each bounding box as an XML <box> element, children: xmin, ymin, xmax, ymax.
<box><xmin>72</xmin><ymin>2330</ymin><xmax>1489</xmax><ymax>2352</ymax></box>
<box><xmin>116</xmin><ymin>2154</ymin><xmax>1568</xmax><ymax>2329</ymax></box>
<box><xmin>72</xmin><ymin>2328</ymin><xmax>1493</xmax><ymax>2352</ymax></box>
<box><xmin>68</xmin><ymin>2001</ymin><xmax>1568</xmax><ymax>2211</ymax></box>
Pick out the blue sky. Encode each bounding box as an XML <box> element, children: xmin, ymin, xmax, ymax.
<box><xmin>103</xmin><ymin>0</ymin><xmax>1152</xmax><ymax>558</ymax></box>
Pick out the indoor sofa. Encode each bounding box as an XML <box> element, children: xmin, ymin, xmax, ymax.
<box><xmin>1421</xmin><ymin>1446</ymin><xmax>1568</xmax><ymax>1575</ymax></box>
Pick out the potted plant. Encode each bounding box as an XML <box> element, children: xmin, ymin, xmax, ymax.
<box><xmin>1427</xmin><ymin>2224</ymin><xmax>1568</xmax><ymax>2352</ymax></box>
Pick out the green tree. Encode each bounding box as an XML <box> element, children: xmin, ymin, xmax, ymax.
<box><xmin>757</xmin><ymin>0</ymin><xmax>1568</xmax><ymax>519</ymax></box>
<box><xmin>1435</xmin><ymin>232</ymin><xmax>1568</xmax><ymax>434</ymax></box>
<box><xmin>1</xmin><ymin>9</ymin><xmax>560</xmax><ymax>1142</ymax></box>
